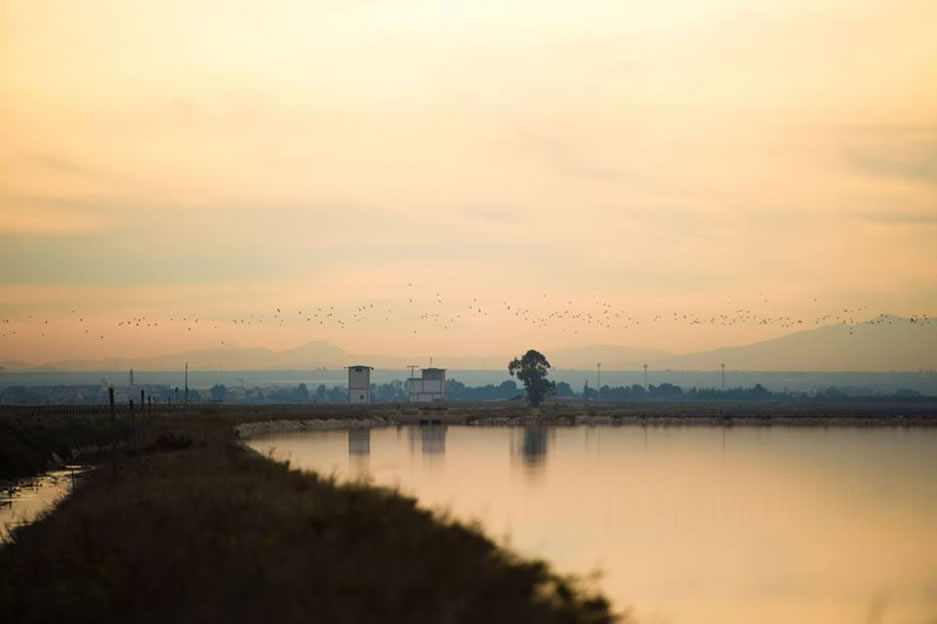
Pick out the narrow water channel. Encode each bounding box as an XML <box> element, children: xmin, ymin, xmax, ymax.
<box><xmin>0</xmin><ymin>467</ymin><xmax>85</xmax><ymax>543</ymax></box>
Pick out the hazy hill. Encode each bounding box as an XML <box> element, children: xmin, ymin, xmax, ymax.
<box><xmin>664</xmin><ymin>316</ymin><xmax>936</xmax><ymax>371</ymax></box>
<box><xmin>35</xmin><ymin>342</ymin><xmax>353</xmax><ymax>372</ymax></box>
<box><xmin>0</xmin><ymin>360</ymin><xmax>34</xmax><ymax>370</ymax></box>
<box><xmin>4</xmin><ymin>317</ymin><xmax>934</xmax><ymax>372</ymax></box>
<box><xmin>547</xmin><ymin>345</ymin><xmax>674</xmax><ymax>370</ymax></box>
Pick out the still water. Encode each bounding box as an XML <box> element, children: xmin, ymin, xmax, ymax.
<box><xmin>250</xmin><ymin>425</ymin><xmax>937</xmax><ymax>624</ymax></box>
<box><xmin>0</xmin><ymin>468</ymin><xmax>83</xmax><ymax>543</ymax></box>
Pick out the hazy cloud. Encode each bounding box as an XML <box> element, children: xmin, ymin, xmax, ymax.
<box><xmin>2</xmin><ymin>0</ymin><xmax>936</xmax><ymax>360</ymax></box>
<box><xmin>0</xmin><ymin>196</ymin><xmax>120</xmax><ymax>236</ymax></box>
<box><xmin>845</xmin><ymin>147</ymin><xmax>937</xmax><ymax>186</ymax></box>
<box><xmin>851</xmin><ymin>209</ymin><xmax>937</xmax><ymax>226</ymax></box>
<box><xmin>22</xmin><ymin>151</ymin><xmax>114</xmax><ymax>182</ymax></box>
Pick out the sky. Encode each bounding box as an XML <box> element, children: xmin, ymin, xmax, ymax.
<box><xmin>1</xmin><ymin>0</ymin><xmax>936</xmax><ymax>363</ymax></box>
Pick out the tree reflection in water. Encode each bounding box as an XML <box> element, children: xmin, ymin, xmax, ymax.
<box><xmin>511</xmin><ymin>426</ymin><xmax>550</xmax><ymax>475</ymax></box>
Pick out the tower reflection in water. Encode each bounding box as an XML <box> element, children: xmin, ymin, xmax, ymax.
<box><xmin>347</xmin><ymin>428</ymin><xmax>370</xmax><ymax>475</ymax></box>
<box><xmin>407</xmin><ymin>425</ymin><xmax>447</xmax><ymax>462</ymax></box>
<box><xmin>510</xmin><ymin>426</ymin><xmax>550</xmax><ymax>475</ymax></box>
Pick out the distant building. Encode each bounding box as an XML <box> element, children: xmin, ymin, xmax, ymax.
<box><xmin>408</xmin><ymin>368</ymin><xmax>447</xmax><ymax>402</ymax></box>
<box><xmin>347</xmin><ymin>365</ymin><xmax>373</xmax><ymax>404</ymax></box>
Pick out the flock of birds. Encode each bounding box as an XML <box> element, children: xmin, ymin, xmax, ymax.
<box><xmin>0</xmin><ymin>285</ymin><xmax>933</xmax><ymax>346</ymax></box>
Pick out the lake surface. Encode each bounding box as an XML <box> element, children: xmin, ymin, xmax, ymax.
<box><xmin>249</xmin><ymin>425</ymin><xmax>937</xmax><ymax>624</ymax></box>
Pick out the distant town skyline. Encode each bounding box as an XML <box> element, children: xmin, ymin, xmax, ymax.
<box><xmin>2</xmin><ymin>1</ymin><xmax>936</xmax><ymax>363</ymax></box>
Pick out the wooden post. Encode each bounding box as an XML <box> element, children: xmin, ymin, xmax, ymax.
<box><xmin>109</xmin><ymin>387</ymin><xmax>116</xmax><ymax>478</ymax></box>
<box><xmin>130</xmin><ymin>399</ymin><xmax>138</xmax><ymax>457</ymax></box>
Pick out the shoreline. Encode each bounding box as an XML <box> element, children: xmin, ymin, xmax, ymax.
<box><xmin>234</xmin><ymin>415</ymin><xmax>393</xmax><ymax>439</ymax></box>
<box><xmin>235</xmin><ymin>413</ymin><xmax>937</xmax><ymax>441</ymax></box>
<box><xmin>4</xmin><ymin>400</ymin><xmax>936</xmax><ymax>480</ymax></box>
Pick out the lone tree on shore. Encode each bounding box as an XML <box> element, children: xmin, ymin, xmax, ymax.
<box><xmin>508</xmin><ymin>349</ymin><xmax>556</xmax><ymax>407</ymax></box>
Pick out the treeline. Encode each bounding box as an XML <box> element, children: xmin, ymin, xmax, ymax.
<box><xmin>4</xmin><ymin>380</ymin><xmax>929</xmax><ymax>406</ymax></box>
<box><xmin>207</xmin><ymin>380</ymin><xmax>521</xmax><ymax>403</ymax></box>
<box><xmin>201</xmin><ymin>380</ymin><xmax>929</xmax><ymax>404</ymax></box>
<box><xmin>564</xmin><ymin>382</ymin><xmax>776</xmax><ymax>401</ymax></box>
<box><xmin>560</xmin><ymin>382</ymin><xmax>928</xmax><ymax>402</ymax></box>
<box><xmin>447</xmin><ymin>380</ymin><xmax>519</xmax><ymax>401</ymax></box>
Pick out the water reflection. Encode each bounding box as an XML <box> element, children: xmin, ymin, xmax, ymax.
<box><xmin>347</xmin><ymin>428</ymin><xmax>370</xmax><ymax>475</ymax></box>
<box><xmin>348</xmin><ymin>428</ymin><xmax>371</xmax><ymax>456</ymax></box>
<box><xmin>252</xmin><ymin>426</ymin><xmax>937</xmax><ymax>624</ymax></box>
<box><xmin>511</xmin><ymin>426</ymin><xmax>550</xmax><ymax>474</ymax></box>
<box><xmin>407</xmin><ymin>425</ymin><xmax>447</xmax><ymax>456</ymax></box>
<box><xmin>1</xmin><ymin>467</ymin><xmax>85</xmax><ymax>543</ymax></box>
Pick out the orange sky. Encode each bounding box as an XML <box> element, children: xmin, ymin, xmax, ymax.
<box><xmin>1</xmin><ymin>0</ymin><xmax>936</xmax><ymax>363</ymax></box>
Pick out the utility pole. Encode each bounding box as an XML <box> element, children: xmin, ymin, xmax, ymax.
<box><xmin>721</xmin><ymin>363</ymin><xmax>726</xmax><ymax>390</ymax></box>
<box><xmin>184</xmin><ymin>362</ymin><xmax>189</xmax><ymax>405</ymax></box>
<box><xmin>596</xmin><ymin>363</ymin><xmax>601</xmax><ymax>401</ymax></box>
<box><xmin>643</xmin><ymin>363</ymin><xmax>648</xmax><ymax>389</ymax></box>
<box><xmin>129</xmin><ymin>398</ymin><xmax>136</xmax><ymax>457</ymax></box>
<box><xmin>406</xmin><ymin>364</ymin><xmax>418</xmax><ymax>402</ymax></box>
<box><xmin>108</xmin><ymin>387</ymin><xmax>116</xmax><ymax>478</ymax></box>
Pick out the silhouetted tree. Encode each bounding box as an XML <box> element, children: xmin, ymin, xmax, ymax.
<box><xmin>649</xmin><ymin>383</ymin><xmax>683</xmax><ymax>398</ymax></box>
<box><xmin>209</xmin><ymin>384</ymin><xmax>227</xmax><ymax>402</ymax></box>
<box><xmin>582</xmin><ymin>383</ymin><xmax>597</xmax><ymax>400</ymax></box>
<box><xmin>554</xmin><ymin>381</ymin><xmax>575</xmax><ymax>397</ymax></box>
<box><xmin>371</xmin><ymin>381</ymin><xmax>407</xmax><ymax>402</ymax></box>
<box><xmin>508</xmin><ymin>349</ymin><xmax>556</xmax><ymax>407</ymax></box>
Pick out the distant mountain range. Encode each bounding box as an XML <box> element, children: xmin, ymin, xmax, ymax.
<box><xmin>1</xmin><ymin>316</ymin><xmax>934</xmax><ymax>372</ymax></box>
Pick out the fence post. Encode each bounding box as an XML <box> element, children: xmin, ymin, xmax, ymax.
<box><xmin>109</xmin><ymin>387</ymin><xmax>116</xmax><ymax>479</ymax></box>
<box><xmin>131</xmin><ymin>399</ymin><xmax>138</xmax><ymax>457</ymax></box>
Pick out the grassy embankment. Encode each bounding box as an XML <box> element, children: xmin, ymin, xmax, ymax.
<box><xmin>0</xmin><ymin>407</ymin><xmax>133</xmax><ymax>481</ymax></box>
<box><xmin>0</xmin><ymin>407</ymin><xmax>618</xmax><ymax>623</ymax></box>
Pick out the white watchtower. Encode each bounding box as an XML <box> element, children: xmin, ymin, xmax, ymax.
<box><xmin>408</xmin><ymin>367</ymin><xmax>447</xmax><ymax>403</ymax></box>
<box><xmin>347</xmin><ymin>365</ymin><xmax>373</xmax><ymax>404</ymax></box>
